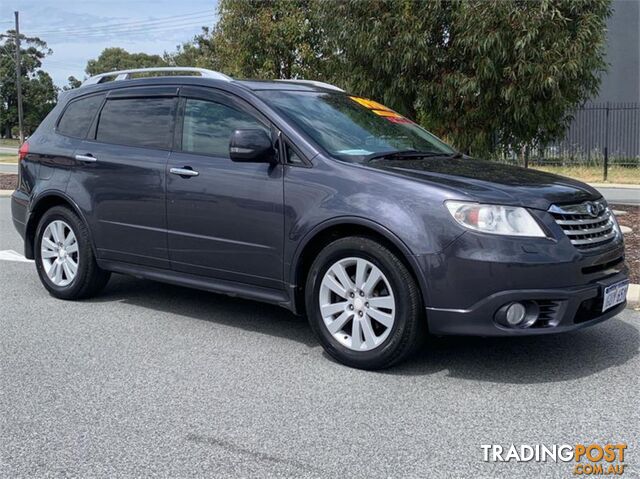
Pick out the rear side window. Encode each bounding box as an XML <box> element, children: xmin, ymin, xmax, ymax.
<box><xmin>57</xmin><ymin>94</ymin><xmax>105</xmax><ymax>138</ymax></box>
<box><xmin>182</xmin><ymin>98</ymin><xmax>268</xmax><ymax>157</ymax></box>
<box><xmin>96</xmin><ymin>97</ymin><xmax>175</xmax><ymax>149</ymax></box>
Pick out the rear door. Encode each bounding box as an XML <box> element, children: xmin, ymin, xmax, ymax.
<box><xmin>166</xmin><ymin>87</ymin><xmax>284</xmax><ymax>289</ymax></box>
<box><xmin>67</xmin><ymin>86</ymin><xmax>178</xmax><ymax>268</ymax></box>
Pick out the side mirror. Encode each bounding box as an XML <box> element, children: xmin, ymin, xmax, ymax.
<box><xmin>229</xmin><ymin>129</ymin><xmax>276</xmax><ymax>163</ymax></box>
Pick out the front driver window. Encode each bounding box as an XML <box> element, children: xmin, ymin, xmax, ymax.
<box><xmin>182</xmin><ymin>98</ymin><xmax>268</xmax><ymax>157</ymax></box>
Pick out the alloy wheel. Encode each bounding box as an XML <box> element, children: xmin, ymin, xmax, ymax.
<box><xmin>40</xmin><ymin>220</ymin><xmax>79</xmax><ymax>287</ymax></box>
<box><xmin>319</xmin><ymin>257</ymin><xmax>396</xmax><ymax>351</ymax></box>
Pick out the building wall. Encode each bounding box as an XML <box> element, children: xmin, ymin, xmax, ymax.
<box><xmin>548</xmin><ymin>0</ymin><xmax>640</xmax><ymax>161</ymax></box>
<box><xmin>593</xmin><ymin>0</ymin><xmax>640</xmax><ymax>103</ymax></box>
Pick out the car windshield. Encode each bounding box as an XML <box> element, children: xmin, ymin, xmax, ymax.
<box><xmin>256</xmin><ymin>90</ymin><xmax>456</xmax><ymax>160</ymax></box>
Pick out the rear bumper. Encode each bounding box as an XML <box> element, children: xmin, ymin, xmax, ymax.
<box><xmin>425</xmin><ymin>273</ymin><xmax>627</xmax><ymax>336</ymax></box>
<box><xmin>11</xmin><ymin>189</ymin><xmax>28</xmax><ymax>242</ymax></box>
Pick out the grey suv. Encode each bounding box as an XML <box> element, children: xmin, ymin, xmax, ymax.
<box><xmin>11</xmin><ymin>68</ymin><xmax>629</xmax><ymax>369</ymax></box>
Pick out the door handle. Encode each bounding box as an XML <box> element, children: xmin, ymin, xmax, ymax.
<box><xmin>170</xmin><ymin>167</ymin><xmax>199</xmax><ymax>177</ymax></box>
<box><xmin>75</xmin><ymin>154</ymin><xmax>97</xmax><ymax>163</ymax></box>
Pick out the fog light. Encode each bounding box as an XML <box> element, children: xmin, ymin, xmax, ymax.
<box><xmin>495</xmin><ymin>301</ymin><xmax>539</xmax><ymax>328</ymax></box>
<box><xmin>505</xmin><ymin>302</ymin><xmax>526</xmax><ymax>326</ymax></box>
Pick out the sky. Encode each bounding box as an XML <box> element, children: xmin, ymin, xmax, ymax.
<box><xmin>1</xmin><ymin>0</ymin><xmax>218</xmax><ymax>87</ymax></box>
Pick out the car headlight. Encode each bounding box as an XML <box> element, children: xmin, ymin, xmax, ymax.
<box><xmin>445</xmin><ymin>201</ymin><xmax>547</xmax><ymax>237</ymax></box>
<box><xmin>607</xmin><ymin>207</ymin><xmax>622</xmax><ymax>235</ymax></box>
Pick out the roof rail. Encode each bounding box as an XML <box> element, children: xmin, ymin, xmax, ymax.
<box><xmin>81</xmin><ymin>67</ymin><xmax>232</xmax><ymax>87</ymax></box>
<box><xmin>274</xmin><ymin>79</ymin><xmax>344</xmax><ymax>92</ymax></box>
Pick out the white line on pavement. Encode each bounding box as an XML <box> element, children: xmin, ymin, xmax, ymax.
<box><xmin>0</xmin><ymin>250</ymin><xmax>33</xmax><ymax>263</ymax></box>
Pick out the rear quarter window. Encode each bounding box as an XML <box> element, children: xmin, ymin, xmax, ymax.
<box><xmin>96</xmin><ymin>97</ymin><xmax>176</xmax><ymax>150</ymax></box>
<box><xmin>57</xmin><ymin>94</ymin><xmax>105</xmax><ymax>139</ymax></box>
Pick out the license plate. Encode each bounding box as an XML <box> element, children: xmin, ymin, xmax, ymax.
<box><xmin>602</xmin><ymin>280</ymin><xmax>629</xmax><ymax>312</ymax></box>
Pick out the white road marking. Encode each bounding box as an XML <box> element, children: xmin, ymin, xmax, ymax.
<box><xmin>0</xmin><ymin>249</ymin><xmax>33</xmax><ymax>263</ymax></box>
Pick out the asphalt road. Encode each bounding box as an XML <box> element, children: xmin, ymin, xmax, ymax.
<box><xmin>1</xmin><ymin>197</ymin><xmax>638</xmax><ymax>478</ymax></box>
<box><xmin>595</xmin><ymin>186</ymin><xmax>640</xmax><ymax>206</ymax></box>
<box><xmin>0</xmin><ymin>163</ymin><xmax>18</xmax><ymax>174</ymax></box>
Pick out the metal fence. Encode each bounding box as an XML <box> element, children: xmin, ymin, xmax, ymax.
<box><xmin>496</xmin><ymin>102</ymin><xmax>640</xmax><ymax>179</ymax></box>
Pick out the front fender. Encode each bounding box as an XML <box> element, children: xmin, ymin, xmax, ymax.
<box><xmin>287</xmin><ymin>214</ymin><xmax>433</xmax><ymax>311</ymax></box>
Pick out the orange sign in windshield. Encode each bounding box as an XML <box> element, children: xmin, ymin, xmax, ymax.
<box><xmin>349</xmin><ymin>96</ymin><xmax>412</xmax><ymax>124</ymax></box>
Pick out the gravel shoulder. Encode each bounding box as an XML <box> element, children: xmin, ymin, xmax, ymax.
<box><xmin>612</xmin><ymin>204</ymin><xmax>639</xmax><ymax>284</ymax></box>
<box><xmin>0</xmin><ymin>173</ymin><xmax>17</xmax><ymax>190</ymax></box>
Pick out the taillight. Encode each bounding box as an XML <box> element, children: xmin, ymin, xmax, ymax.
<box><xmin>18</xmin><ymin>141</ymin><xmax>29</xmax><ymax>162</ymax></box>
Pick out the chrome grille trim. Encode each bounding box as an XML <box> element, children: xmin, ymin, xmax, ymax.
<box><xmin>549</xmin><ymin>199</ymin><xmax>618</xmax><ymax>250</ymax></box>
<box><xmin>568</xmin><ymin>229</ymin><xmax>617</xmax><ymax>246</ymax></box>
<box><xmin>554</xmin><ymin>217</ymin><xmax>609</xmax><ymax>226</ymax></box>
<box><xmin>563</xmin><ymin>223</ymin><xmax>614</xmax><ymax>236</ymax></box>
<box><xmin>548</xmin><ymin>202</ymin><xmax>607</xmax><ymax>216</ymax></box>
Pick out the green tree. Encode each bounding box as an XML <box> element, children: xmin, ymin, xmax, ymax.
<box><xmin>218</xmin><ymin>0</ymin><xmax>329</xmax><ymax>79</ymax></box>
<box><xmin>168</xmin><ymin>0</ymin><xmax>330</xmax><ymax>79</ymax></box>
<box><xmin>85</xmin><ymin>47</ymin><xmax>167</xmax><ymax>76</ymax></box>
<box><xmin>0</xmin><ymin>31</ymin><xmax>57</xmax><ymax>138</ymax></box>
<box><xmin>164</xmin><ymin>27</ymin><xmax>223</xmax><ymax>69</ymax></box>
<box><xmin>22</xmin><ymin>70</ymin><xmax>57</xmax><ymax>134</ymax></box>
<box><xmin>171</xmin><ymin>0</ymin><xmax>612</xmax><ymax>157</ymax></box>
<box><xmin>322</xmin><ymin>0</ymin><xmax>611</xmax><ymax>156</ymax></box>
<box><xmin>63</xmin><ymin>75</ymin><xmax>82</xmax><ymax>90</ymax></box>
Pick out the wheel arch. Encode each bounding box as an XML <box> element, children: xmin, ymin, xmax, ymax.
<box><xmin>25</xmin><ymin>192</ymin><xmax>95</xmax><ymax>260</ymax></box>
<box><xmin>290</xmin><ymin>217</ymin><xmax>428</xmax><ymax>316</ymax></box>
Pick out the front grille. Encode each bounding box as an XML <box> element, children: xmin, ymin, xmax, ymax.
<box><xmin>549</xmin><ymin>200</ymin><xmax>617</xmax><ymax>250</ymax></box>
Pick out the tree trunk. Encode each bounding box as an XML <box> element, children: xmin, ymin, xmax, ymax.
<box><xmin>519</xmin><ymin>144</ymin><xmax>530</xmax><ymax>168</ymax></box>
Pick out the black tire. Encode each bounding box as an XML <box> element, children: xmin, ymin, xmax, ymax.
<box><xmin>34</xmin><ymin>206</ymin><xmax>111</xmax><ymax>300</ymax></box>
<box><xmin>305</xmin><ymin>236</ymin><xmax>424</xmax><ymax>370</ymax></box>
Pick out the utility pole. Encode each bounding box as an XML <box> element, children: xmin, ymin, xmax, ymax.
<box><xmin>14</xmin><ymin>11</ymin><xmax>24</xmax><ymax>144</ymax></box>
<box><xmin>603</xmin><ymin>102</ymin><xmax>609</xmax><ymax>182</ymax></box>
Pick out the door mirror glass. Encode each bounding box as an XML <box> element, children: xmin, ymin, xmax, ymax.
<box><xmin>229</xmin><ymin>129</ymin><xmax>275</xmax><ymax>163</ymax></box>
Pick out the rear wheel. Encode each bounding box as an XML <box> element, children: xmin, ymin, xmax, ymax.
<box><xmin>35</xmin><ymin>206</ymin><xmax>110</xmax><ymax>299</ymax></box>
<box><xmin>305</xmin><ymin>236</ymin><xmax>424</xmax><ymax>369</ymax></box>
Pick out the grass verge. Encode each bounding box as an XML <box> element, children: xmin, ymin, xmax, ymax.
<box><xmin>533</xmin><ymin>166</ymin><xmax>640</xmax><ymax>184</ymax></box>
<box><xmin>0</xmin><ymin>138</ymin><xmax>20</xmax><ymax>147</ymax></box>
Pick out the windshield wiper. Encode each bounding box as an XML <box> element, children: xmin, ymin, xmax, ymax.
<box><xmin>366</xmin><ymin>149</ymin><xmax>462</xmax><ymax>161</ymax></box>
<box><xmin>365</xmin><ymin>149</ymin><xmax>436</xmax><ymax>161</ymax></box>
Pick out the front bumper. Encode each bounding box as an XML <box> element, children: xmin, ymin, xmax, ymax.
<box><xmin>425</xmin><ymin>274</ymin><xmax>627</xmax><ymax>336</ymax></box>
<box><xmin>418</xmin><ymin>230</ymin><xmax>628</xmax><ymax>336</ymax></box>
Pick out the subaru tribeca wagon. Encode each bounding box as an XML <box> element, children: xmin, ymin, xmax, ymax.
<box><xmin>12</xmin><ymin>67</ymin><xmax>629</xmax><ymax>369</ymax></box>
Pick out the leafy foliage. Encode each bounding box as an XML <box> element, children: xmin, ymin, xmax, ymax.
<box><xmin>322</xmin><ymin>0</ymin><xmax>612</xmax><ymax>155</ymax></box>
<box><xmin>169</xmin><ymin>0</ymin><xmax>611</xmax><ymax>157</ymax></box>
<box><xmin>164</xmin><ymin>27</ymin><xmax>222</xmax><ymax>69</ymax></box>
<box><xmin>85</xmin><ymin>47</ymin><xmax>167</xmax><ymax>76</ymax></box>
<box><xmin>167</xmin><ymin>0</ymin><xmax>330</xmax><ymax>80</ymax></box>
<box><xmin>63</xmin><ymin>76</ymin><xmax>82</xmax><ymax>91</ymax></box>
<box><xmin>0</xmin><ymin>31</ymin><xmax>57</xmax><ymax>137</ymax></box>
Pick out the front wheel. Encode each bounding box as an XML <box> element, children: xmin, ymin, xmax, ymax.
<box><xmin>305</xmin><ymin>236</ymin><xmax>424</xmax><ymax>370</ymax></box>
<box><xmin>35</xmin><ymin>206</ymin><xmax>110</xmax><ymax>300</ymax></box>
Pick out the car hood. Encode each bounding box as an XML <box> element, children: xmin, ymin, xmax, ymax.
<box><xmin>366</xmin><ymin>157</ymin><xmax>601</xmax><ymax>210</ymax></box>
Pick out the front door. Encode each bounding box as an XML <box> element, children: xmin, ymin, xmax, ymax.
<box><xmin>166</xmin><ymin>87</ymin><xmax>284</xmax><ymax>289</ymax></box>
